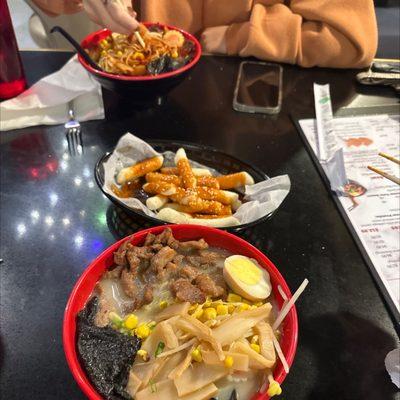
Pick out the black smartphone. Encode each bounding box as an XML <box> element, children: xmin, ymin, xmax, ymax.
<box><xmin>233</xmin><ymin>61</ymin><xmax>283</xmax><ymax>114</ymax></box>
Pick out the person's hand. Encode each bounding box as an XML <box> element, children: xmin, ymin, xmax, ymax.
<box><xmin>83</xmin><ymin>0</ymin><xmax>139</xmax><ymax>34</ymax></box>
<box><xmin>30</xmin><ymin>0</ymin><xmax>84</xmax><ymax>17</ymax></box>
<box><xmin>201</xmin><ymin>26</ymin><xmax>229</xmax><ymax>54</ymax></box>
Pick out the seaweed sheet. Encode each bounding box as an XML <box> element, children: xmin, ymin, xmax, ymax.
<box><xmin>76</xmin><ymin>297</ymin><xmax>141</xmax><ymax>400</ymax></box>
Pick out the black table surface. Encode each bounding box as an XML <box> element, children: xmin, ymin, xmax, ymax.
<box><xmin>1</xmin><ymin>51</ymin><xmax>399</xmax><ymax>400</ymax></box>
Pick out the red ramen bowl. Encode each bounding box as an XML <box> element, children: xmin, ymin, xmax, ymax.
<box><xmin>63</xmin><ymin>225</ymin><xmax>298</xmax><ymax>400</ymax></box>
<box><xmin>78</xmin><ymin>23</ymin><xmax>201</xmax><ymax>98</ymax></box>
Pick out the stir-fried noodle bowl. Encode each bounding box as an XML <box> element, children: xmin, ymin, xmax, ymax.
<box><xmin>84</xmin><ymin>24</ymin><xmax>200</xmax><ymax>78</ymax></box>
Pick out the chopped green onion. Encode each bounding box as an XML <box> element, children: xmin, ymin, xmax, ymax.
<box><xmin>149</xmin><ymin>379</ymin><xmax>157</xmax><ymax>393</ymax></box>
<box><xmin>109</xmin><ymin>312</ymin><xmax>123</xmax><ymax>328</ymax></box>
<box><xmin>148</xmin><ymin>321</ymin><xmax>157</xmax><ymax>330</ymax></box>
<box><xmin>154</xmin><ymin>341</ymin><xmax>165</xmax><ymax>357</ymax></box>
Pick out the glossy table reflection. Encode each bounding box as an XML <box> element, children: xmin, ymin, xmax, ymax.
<box><xmin>0</xmin><ymin>51</ymin><xmax>399</xmax><ymax>400</ymax></box>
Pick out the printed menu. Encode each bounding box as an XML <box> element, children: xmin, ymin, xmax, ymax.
<box><xmin>298</xmin><ymin>114</ymin><xmax>400</xmax><ymax>314</ymax></box>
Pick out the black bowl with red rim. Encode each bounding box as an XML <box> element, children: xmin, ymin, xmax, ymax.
<box><xmin>94</xmin><ymin>140</ymin><xmax>274</xmax><ymax>233</ymax></box>
<box><xmin>78</xmin><ymin>23</ymin><xmax>201</xmax><ymax>98</ymax></box>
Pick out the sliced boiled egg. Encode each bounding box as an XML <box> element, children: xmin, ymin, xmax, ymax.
<box><xmin>223</xmin><ymin>255</ymin><xmax>271</xmax><ymax>301</ymax></box>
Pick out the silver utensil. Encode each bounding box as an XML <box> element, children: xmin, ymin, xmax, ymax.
<box><xmin>65</xmin><ymin>102</ymin><xmax>83</xmax><ymax>156</ymax></box>
<box><xmin>356</xmin><ymin>70</ymin><xmax>400</xmax><ymax>92</ymax></box>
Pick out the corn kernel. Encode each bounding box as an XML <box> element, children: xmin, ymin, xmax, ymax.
<box><xmin>216</xmin><ymin>305</ymin><xmax>228</xmax><ymax>315</ymax></box>
<box><xmin>116</xmin><ymin>50</ymin><xmax>123</xmax><ymax>57</ymax></box>
<box><xmin>192</xmin><ymin>308</ymin><xmax>204</xmax><ymax>319</ymax></box>
<box><xmin>224</xmin><ymin>356</ymin><xmax>234</xmax><ymax>368</ymax></box>
<box><xmin>171</xmin><ymin>51</ymin><xmax>178</xmax><ymax>58</ymax></box>
<box><xmin>100</xmin><ymin>50</ymin><xmax>107</xmax><ymax>57</ymax></box>
<box><xmin>203</xmin><ymin>308</ymin><xmax>217</xmax><ymax>320</ymax></box>
<box><xmin>159</xmin><ymin>301</ymin><xmax>168</xmax><ymax>310</ymax></box>
<box><xmin>251</xmin><ymin>335</ymin><xmax>259</xmax><ymax>344</ymax></box>
<box><xmin>250</xmin><ymin>343</ymin><xmax>261</xmax><ymax>353</ymax></box>
<box><xmin>136</xmin><ymin>324</ymin><xmax>150</xmax><ymax>339</ymax></box>
<box><xmin>124</xmin><ymin>314</ymin><xmax>138</xmax><ymax>330</ymax></box>
<box><xmin>137</xmin><ymin>349</ymin><xmax>149</xmax><ymax>361</ymax></box>
<box><xmin>204</xmin><ymin>297</ymin><xmax>212</xmax><ymax>307</ymax></box>
<box><xmin>254</xmin><ymin>301</ymin><xmax>264</xmax><ymax>307</ymax></box>
<box><xmin>227</xmin><ymin>305</ymin><xmax>235</xmax><ymax>313</ymax></box>
<box><xmin>267</xmin><ymin>381</ymin><xmax>282</xmax><ymax>397</ymax></box>
<box><xmin>227</xmin><ymin>293</ymin><xmax>242</xmax><ymax>303</ymax></box>
<box><xmin>133</xmin><ymin>52</ymin><xmax>145</xmax><ymax>60</ymax></box>
<box><xmin>239</xmin><ymin>303</ymin><xmax>250</xmax><ymax>311</ymax></box>
<box><xmin>100</xmin><ymin>40</ymin><xmax>110</xmax><ymax>49</ymax></box>
<box><xmin>189</xmin><ymin>303</ymin><xmax>198</xmax><ymax>312</ymax></box>
<box><xmin>191</xmin><ymin>347</ymin><xmax>202</xmax><ymax>362</ymax></box>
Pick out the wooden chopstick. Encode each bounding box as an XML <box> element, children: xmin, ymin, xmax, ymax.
<box><xmin>367</xmin><ymin>165</ymin><xmax>400</xmax><ymax>185</ymax></box>
<box><xmin>379</xmin><ymin>152</ymin><xmax>400</xmax><ymax>165</ymax></box>
<box><xmin>134</xmin><ymin>31</ymin><xmax>146</xmax><ymax>48</ymax></box>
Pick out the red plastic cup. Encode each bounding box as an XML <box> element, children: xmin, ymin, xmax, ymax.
<box><xmin>0</xmin><ymin>0</ymin><xmax>27</xmax><ymax>99</ymax></box>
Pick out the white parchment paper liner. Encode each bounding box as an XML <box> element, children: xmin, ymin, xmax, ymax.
<box><xmin>0</xmin><ymin>56</ymin><xmax>104</xmax><ymax>131</ymax></box>
<box><xmin>103</xmin><ymin>133</ymin><xmax>290</xmax><ymax>226</ymax></box>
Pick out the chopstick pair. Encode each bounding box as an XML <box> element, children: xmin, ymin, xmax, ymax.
<box><xmin>367</xmin><ymin>152</ymin><xmax>400</xmax><ymax>185</ymax></box>
<box><xmin>113</xmin><ymin>0</ymin><xmax>146</xmax><ymax>48</ymax></box>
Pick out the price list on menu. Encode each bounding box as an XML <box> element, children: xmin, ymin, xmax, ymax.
<box><xmin>298</xmin><ymin>114</ymin><xmax>400</xmax><ymax>315</ymax></box>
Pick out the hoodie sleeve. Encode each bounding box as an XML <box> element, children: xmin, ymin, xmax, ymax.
<box><xmin>225</xmin><ymin>0</ymin><xmax>377</xmax><ymax>68</ymax></box>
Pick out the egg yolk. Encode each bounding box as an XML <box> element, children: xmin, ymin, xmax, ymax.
<box><xmin>226</xmin><ymin>257</ymin><xmax>262</xmax><ymax>285</ymax></box>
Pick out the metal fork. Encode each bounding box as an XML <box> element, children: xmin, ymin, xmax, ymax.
<box><xmin>65</xmin><ymin>102</ymin><xmax>83</xmax><ymax>156</ymax></box>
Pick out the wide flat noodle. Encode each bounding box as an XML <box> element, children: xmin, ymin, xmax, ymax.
<box><xmin>174</xmin><ymin>364</ymin><xmax>228</xmax><ymax>397</ymax></box>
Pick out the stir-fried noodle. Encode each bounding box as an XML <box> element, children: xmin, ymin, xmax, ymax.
<box><xmin>87</xmin><ymin>25</ymin><xmax>195</xmax><ymax>76</ymax></box>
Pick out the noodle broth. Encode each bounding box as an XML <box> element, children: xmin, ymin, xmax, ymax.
<box><xmin>75</xmin><ymin>229</ymin><xmax>284</xmax><ymax>400</ymax></box>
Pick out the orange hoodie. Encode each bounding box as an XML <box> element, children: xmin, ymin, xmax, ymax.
<box><xmin>139</xmin><ymin>0</ymin><xmax>378</xmax><ymax>68</ymax></box>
